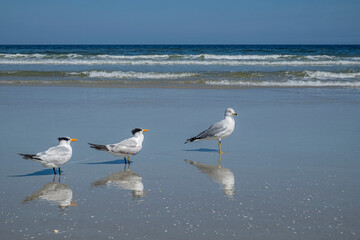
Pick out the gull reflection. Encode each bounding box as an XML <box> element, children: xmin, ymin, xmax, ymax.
<box><xmin>92</xmin><ymin>168</ymin><xmax>145</xmax><ymax>198</ymax></box>
<box><xmin>185</xmin><ymin>154</ymin><xmax>235</xmax><ymax>197</ymax></box>
<box><xmin>22</xmin><ymin>176</ymin><xmax>76</xmax><ymax>209</ymax></box>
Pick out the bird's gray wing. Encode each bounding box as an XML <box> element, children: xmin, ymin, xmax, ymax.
<box><xmin>196</xmin><ymin>120</ymin><xmax>227</xmax><ymax>139</ymax></box>
<box><xmin>37</xmin><ymin>146</ymin><xmax>69</xmax><ymax>163</ymax></box>
<box><xmin>109</xmin><ymin>139</ymin><xmax>139</xmax><ymax>154</ymax></box>
<box><xmin>118</xmin><ymin>138</ymin><xmax>138</xmax><ymax>147</ymax></box>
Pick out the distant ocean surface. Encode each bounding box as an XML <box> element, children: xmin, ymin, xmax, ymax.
<box><xmin>0</xmin><ymin>45</ymin><xmax>360</xmax><ymax>88</ymax></box>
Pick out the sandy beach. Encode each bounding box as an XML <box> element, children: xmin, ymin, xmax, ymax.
<box><xmin>0</xmin><ymin>86</ymin><xmax>359</xmax><ymax>239</ymax></box>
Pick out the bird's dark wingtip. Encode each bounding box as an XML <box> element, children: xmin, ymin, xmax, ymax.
<box><xmin>185</xmin><ymin>137</ymin><xmax>197</xmax><ymax>144</ymax></box>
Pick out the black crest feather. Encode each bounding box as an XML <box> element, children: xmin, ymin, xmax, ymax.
<box><xmin>131</xmin><ymin>128</ymin><xmax>142</xmax><ymax>135</ymax></box>
<box><xmin>58</xmin><ymin>137</ymin><xmax>70</xmax><ymax>142</ymax></box>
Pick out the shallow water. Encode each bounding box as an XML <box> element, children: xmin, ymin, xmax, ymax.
<box><xmin>0</xmin><ymin>86</ymin><xmax>359</xmax><ymax>239</ymax></box>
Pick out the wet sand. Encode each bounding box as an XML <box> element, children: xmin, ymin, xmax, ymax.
<box><xmin>0</xmin><ymin>86</ymin><xmax>359</xmax><ymax>239</ymax></box>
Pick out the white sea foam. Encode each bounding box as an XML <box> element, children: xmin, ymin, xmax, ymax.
<box><xmin>0</xmin><ymin>53</ymin><xmax>85</xmax><ymax>59</ymax></box>
<box><xmin>0</xmin><ymin>53</ymin><xmax>48</xmax><ymax>58</ymax></box>
<box><xmin>96</xmin><ymin>54</ymin><xmax>170</xmax><ymax>60</ymax></box>
<box><xmin>69</xmin><ymin>71</ymin><xmax>195</xmax><ymax>79</ymax></box>
<box><xmin>95</xmin><ymin>54</ymin><xmax>293</xmax><ymax>60</ymax></box>
<box><xmin>199</xmin><ymin>54</ymin><xmax>336</xmax><ymax>60</ymax></box>
<box><xmin>304</xmin><ymin>71</ymin><xmax>360</xmax><ymax>80</ymax></box>
<box><xmin>205</xmin><ymin>80</ymin><xmax>360</xmax><ymax>88</ymax></box>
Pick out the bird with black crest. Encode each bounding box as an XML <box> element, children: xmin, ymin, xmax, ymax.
<box><xmin>89</xmin><ymin>128</ymin><xmax>149</xmax><ymax>164</ymax></box>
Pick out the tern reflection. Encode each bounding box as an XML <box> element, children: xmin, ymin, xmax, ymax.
<box><xmin>92</xmin><ymin>168</ymin><xmax>145</xmax><ymax>198</ymax></box>
<box><xmin>185</xmin><ymin>154</ymin><xmax>235</xmax><ymax>197</ymax></box>
<box><xmin>22</xmin><ymin>176</ymin><xmax>76</xmax><ymax>209</ymax></box>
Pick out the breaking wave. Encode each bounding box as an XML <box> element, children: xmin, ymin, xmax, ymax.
<box><xmin>70</xmin><ymin>71</ymin><xmax>196</xmax><ymax>79</ymax></box>
<box><xmin>0</xmin><ymin>53</ymin><xmax>359</xmax><ymax>66</ymax></box>
<box><xmin>205</xmin><ymin>80</ymin><xmax>360</xmax><ymax>88</ymax></box>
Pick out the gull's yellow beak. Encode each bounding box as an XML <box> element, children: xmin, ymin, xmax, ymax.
<box><xmin>142</xmin><ymin>129</ymin><xmax>149</xmax><ymax>132</ymax></box>
<box><xmin>233</xmin><ymin>113</ymin><xmax>238</xmax><ymax>116</ymax></box>
<box><xmin>71</xmin><ymin>138</ymin><xmax>78</xmax><ymax>142</ymax></box>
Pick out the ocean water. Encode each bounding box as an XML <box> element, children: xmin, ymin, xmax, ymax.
<box><xmin>0</xmin><ymin>45</ymin><xmax>360</xmax><ymax>88</ymax></box>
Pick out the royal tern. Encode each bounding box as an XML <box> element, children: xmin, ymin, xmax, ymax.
<box><xmin>88</xmin><ymin>128</ymin><xmax>148</xmax><ymax>164</ymax></box>
<box><xmin>18</xmin><ymin>137</ymin><xmax>78</xmax><ymax>175</ymax></box>
<box><xmin>185</xmin><ymin>108</ymin><xmax>237</xmax><ymax>153</ymax></box>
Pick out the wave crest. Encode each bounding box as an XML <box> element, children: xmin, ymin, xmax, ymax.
<box><xmin>205</xmin><ymin>80</ymin><xmax>360</xmax><ymax>88</ymax></box>
<box><xmin>69</xmin><ymin>71</ymin><xmax>196</xmax><ymax>79</ymax></box>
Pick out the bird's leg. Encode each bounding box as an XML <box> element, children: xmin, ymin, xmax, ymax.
<box><xmin>218</xmin><ymin>140</ymin><xmax>225</xmax><ymax>154</ymax></box>
<box><xmin>53</xmin><ymin>167</ymin><xmax>57</xmax><ymax>175</ymax></box>
<box><xmin>58</xmin><ymin>167</ymin><xmax>61</xmax><ymax>175</ymax></box>
<box><xmin>124</xmin><ymin>157</ymin><xmax>127</xmax><ymax>164</ymax></box>
<box><xmin>128</xmin><ymin>157</ymin><xmax>131</xmax><ymax>166</ymax></box>
<box><xmin>218</xmin><ymin>140</ymin><xmax>222</xmax><ymax>154</ymax></box>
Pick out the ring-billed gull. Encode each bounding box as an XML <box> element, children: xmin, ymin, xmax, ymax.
<box><xmin>185</xmin><ymin>108</ymin><xmax>237</xmax><ymax>153</ymax></box>
<box><xmin>18</xmin><ymin>137</ymin><xmax>78</xmax><ymax>175</ymax></box>
<box><xmin>88</xmin><ymin>128</ymin><xmax>148</xmax><ymax>164</ymax></box>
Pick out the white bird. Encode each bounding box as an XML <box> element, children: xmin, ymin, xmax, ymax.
<box><xmin>18</xmin><ymin>137</ymin><xmax>78</xmax><ymax>175</ymax></box>
<box><xmin>22</xmin><ymin>180</ymin><xmax>77</xmax><ymax>209</ymax></box>
<box><xmin>88</xmin><ymin>128</ymin><xmax>148</xmax><ymax>164</ymax></box>
<box><xmin>185</xmin><ymin>108</ymin><xmax>237</xmax><ymax>153</ymax></box>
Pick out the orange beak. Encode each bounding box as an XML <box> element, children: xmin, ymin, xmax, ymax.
<box><xmin>70</xmin><ymin>138</ymin><xmax>78</xmax><ymax>142</ymax></box>
<box><xmin>142</xmin><ymin>129</ymin><xmax>149</xmax><ymax>132</ymax></box>
<box><xmin>70</xmin><ymin>200</ymin><xmax>77</xmax><ymax>206</ymax></box>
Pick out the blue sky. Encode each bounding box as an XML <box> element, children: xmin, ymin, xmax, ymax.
<box><xmin>0</xmin><ymin>0</ymin><xmax>359</xmax><ymax>44</ymax></box>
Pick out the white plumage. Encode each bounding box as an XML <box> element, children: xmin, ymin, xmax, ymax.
<box><xmin>18</xmin><ymin>137</ymin><xmax>78</xmax><ymax>175</ymax></box>
<box><xmin>185</xmin><ymin>108</ymin><xmax>237</xmax><ymax>153</ymax></box>
<box><xmin>89</xmin><ymin>128</ymin><xmax>148</xmax><ymax>164</ymax></box>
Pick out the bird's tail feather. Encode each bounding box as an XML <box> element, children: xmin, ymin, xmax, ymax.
<box><xmin>88</xmin><ymin>143</ymin><xmax>108</xmax><ymax>151</ymax></box>
<box><xmin>18</xmin><ymin>153</ymin><xmax>41</xmax><ymax>160</ymax></box>
<box><xmin>185</xmin><ymin>137</ymin><xmax>199</xmax><ymax>144</ymax></box>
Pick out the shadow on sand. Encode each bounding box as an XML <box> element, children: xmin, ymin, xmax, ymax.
<box><xmin>82</xmin><ymin>159</ymin><xmax>131</xmax><ymax>165</ymax></box>
<box><xmin>183</xmin><ymin>148</ymin><xmax>218</xmax><ymax>152</ymax></box>
<box><xmin>9</xmin><ymin>169</ymin><xmax>60</xmax><ymax>177</ymax></box>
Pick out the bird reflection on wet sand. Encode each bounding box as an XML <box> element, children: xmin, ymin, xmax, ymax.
<box><xmin>185</xmin><ymin>154</ymin><xmax>235</xmax><ymax>197</ymax></box>
<box><xmin>22</xmin><ymin>176</ymin><xmax>77</xmax><ymax>209</ymax></box>
<box><xmin>92</xmin><ymin>168</ymin><xmax>146</xmax><ymax>198</ymax></box>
